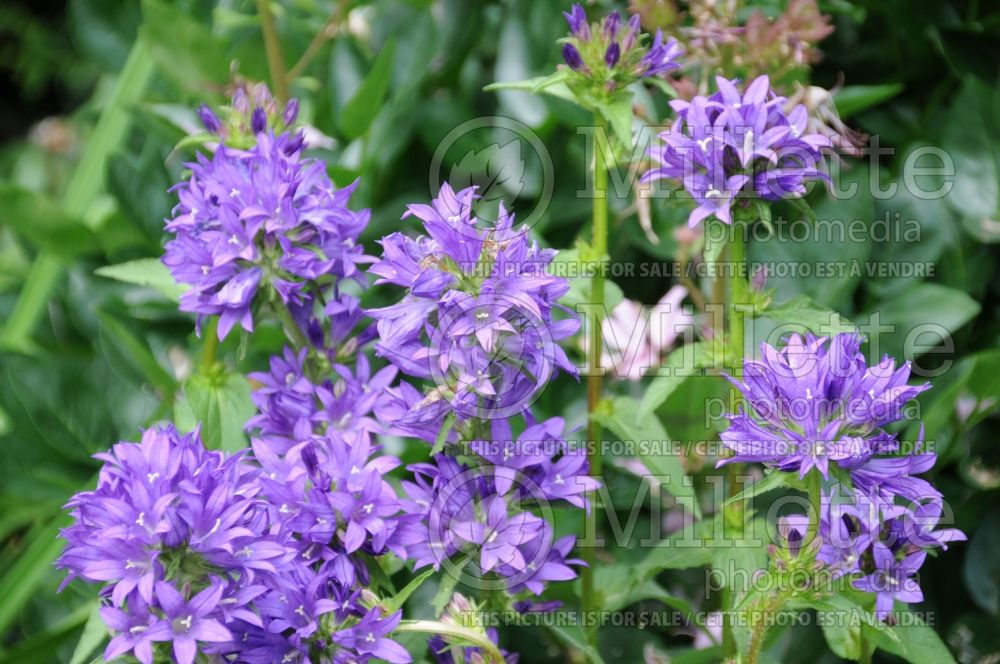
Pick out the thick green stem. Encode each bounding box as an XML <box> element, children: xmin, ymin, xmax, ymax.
<box><xmin>582</xmin><ymin>115</ymin><xmax>609</xmax><ymax>645</ymax></box>
<box><xmin>860</xmin><ymin>635</ymin><xmax>873</xmax><ymax>664</ymax></box>
<box><xmin>720</xmin><ymin>220</ymin><xmax>749</xmax><ymax>658</ymax></box>
<box><xmin>728</xmin><ymin>226</ymin><xmax>747</xmax><ymax>366</ymax></box>
<box><xmin>201</xmin><ymin>318</ymin><xmax>219</xmax><ymax>369</ymax></box>
<box><xmin>394</xmin><ymin>620</ymin><xmax>505</xmax><ymax>663</ymax></box>
<box><xmin>746</xmin><ymin>595</ymin><xmax>787</xmax><ymax>664</ymax></box>
<box><xmin>256</xmin><ymin>0</ymin><xmax>290</xmax><ymax>103</ymax></box>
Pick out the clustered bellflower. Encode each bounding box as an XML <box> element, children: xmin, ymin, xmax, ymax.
<box><xmin>57</xmin><ymin>425</ymin><xmax>412</xmax><ymax>663</ymax></box>
<box><xmin>643</xmin><ymin>75</ymin><xmax>829</xmax><ymax>226</ymax></box>
<box><xmin>366</xmin><ymin>184</ymin><xmax>594</xmax><ymax>603</ymax></box>
<box><xmin>720</xmin><ymin>333</ymin><xmax>965</xmax><ymax>620</ymax></box>
<box><xmin>561</xmin><ymin>4</ymin><xmax>683</xmax><ymax>88</ymax></box>
<box><xmin>164</xmin><ymin>86</ymin><xmax>371</xmax><ymax>340</ymax></box>
<box><xmin>368</xmin><ymin>183</ymin><xmax>579</xmax><ymax>426</ymax></box>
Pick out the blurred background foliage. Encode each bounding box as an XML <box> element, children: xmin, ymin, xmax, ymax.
<box><xmin>0</xmin><ymin>0</ymin><xmax>998</xmax><ymax>662</ymax></box>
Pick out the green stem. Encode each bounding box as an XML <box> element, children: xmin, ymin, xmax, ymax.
<box><xmin>201</xmin><ymin>318</ymin><xmax>219</xmax><ymax>369</ymax></box>
<box><xmin>720</xmin><ymin>220</ymin><xmax>749</xmax><ymax>659</ymax></box>
<box><xmin>582</xmin><ymin>114</ymin><xmax>609</xmax><ymax>646</ymax></box>
<box><xmin>746</xmin><ymin>595</ymin><xmax>787</xmax><ymax>664</ymax></box>
<box><xmin>728</xmin><ymin>225</ymin><xmax>747</xmax><ymax>366</ymax></box>
<box><xmin>806</xmin><ymin>468</ymin><xmax>822</xmax><ymax>545</ymax></box>
<box><xmin>256</xmin><ymin>0</ymin><xmax>290</xmax><ymax>103</ymax></box>
<box><xmin>273</xmin><ymin>301</ymin><xmax>310</xmax><ymax>350</ymax></box>
<box><xmin>860</xmin><ymin>635</ymin><xmax>873</xmax><ymax>664</ymax></box>
<box><xmin>394</xmin><ymin>620</ymin><xmax>505</xmax><ymax>664</ymax></box>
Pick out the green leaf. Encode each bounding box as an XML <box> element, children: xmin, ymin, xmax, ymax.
<box><xmin>96</xmin><ymin>310</ymin><xmax>178</xmax><ymax>397</ymax></box>
<box><xmin>431</xmin><ymin>557</ymin><xmax>469</xmax><ymax>615</ymax></box>
<box><xmin>0</xmin><ymin>184</ymin><xmax>100</xmax><ymax>259</ymax></box>
<box><xmin>484</xmin><ymin>70</ymin><xmax>576</xmax><ymax>103</ymax></box>
<box><xmin>596</xmin><ymin>95</ymin><xmax>634</xmax><ymax>148</ymax></box>
<box><xmin>0</xmin><ymin>601</ymin><xmax>94</xmax><ymax>664</ymax></box>
<box><xmin>593</xmin><ymin>395</ymin><xmax>698</xmax><ymax>512</ymax></box>
<box><xmin>339</xmin><ymin>39</ymin><xmax>397</xmax><ymax>140</ymax></box>
<box><xmin>943</xmin><ymin>78</ymin><xmax>998</xmax><ymax>221</ymax></box>
<box><xmin>723</xmin><ymin>469</ymin><xmax>792</xmax><ymax>506</ymax></box>
<box><xmin>820</xmin><ymin>610</ymin><xmax>862</xmax><ymax>660</ymax></box>
<box><xmin>870</xmin><ymin>611</ymin><xmax>957</xmax><ymax>664</ymax></box>
<box><xmin>833</xmin><ymin>83</ymin><xmax>904</xmax><ymax>119</ymax></box>
<box><xmin>383</xmin><ymin>569</ymin><xmax>436</xmax><ymax>613</ymax></box>
<box><xmin>550</xmin><ymin>247</ymin><xmax>625</xmax><ymax>312</ymax></box>
<box><xmin>634</xmin><ymin>516</ymin><xmax>720</xmax><ymax>579</ymax></box>
<box><xmin>763</xmin><ymin>294</ymin><xmax>857</xmax><ymax>335</ymax></box>
<box><xmin>0</xmin><ymin>35</ymin><xmax>153</xmax><ymax>351</ymax></box>
<box><xmin>870</xmin><ymin>283</ymin><xmax>980</xmax><ymax>360</ymax></box>
<box><xmin>0</xmin><ymin>514</ymin><xmax>69</xmax><ymax>636</ymax></box>
<box><xmin>140</xmin><ymin>0</ymin><xmax>228</xmax><ymax>85</ymax></box>
<box><xmin>95</xmin><ymin>258</ymin><xmax>186</xmax><ymax>300</ymax></box>
<box><xmin>547</xmin><ymin>624</ymin><xmax>607</xmax><ymax>664</ymax></box>
<box><xmin>963</xmin><ymin>512</ymin><xmax>1000</xmax><ymax>613</ymax></box>
<box><xmin>175</xmin><ymin>371</ymin><xmax>255</xmax><ymax>452</ymax></box>
<box><xmin>638</xmin><ymin>341</ymin><xmax>714</xmax><ymax>421</ymax></box>
<box><xmin>69</xmin><ymin>604</ymin><xmax>109</xmax><ymax>664</ymax></box>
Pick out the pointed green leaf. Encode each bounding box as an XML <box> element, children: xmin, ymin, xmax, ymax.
<box><xmin>340</xmin><ymin>39</ymin><xmax>397</xmax><ymax>140</ymax></box>
<box><xmin>95</xmin><ymin>258</ymin><xmax>186</xmax><ymax>301</ymax></box>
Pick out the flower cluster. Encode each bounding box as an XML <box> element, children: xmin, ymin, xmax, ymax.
<box><xmin>366</xmin><ymin>183</ymin><xmax>592</xmax><ymax>611</ymax></box>
<box><xmin>720</xmin><ymin>333</ymin><xmax>965</xmax><ymax>620</ymax></box>
<box><xmin>560</xmin><ymin>4</ymin><xmax>683</xmax><ymax>92</ymax></box>
<box><xmin>247</xmin><ymin>344</ymin><xmax>397</xmax><ymax>455</ymax></box>
<box><xmin>57</xmin><ymin>425</ymin><xmax>412</xmax><ymax>663</ymax></box>
<box><xmin>164</xmin><ymin>90</ymin><xmax>371</xmax><ymax>340</ymax></box>
<box><xmin>368</xmin><ymin>183</ymin><xmax>579</xmax><ymax>425</ymax></box>
<box><xmin>643</xmin><ymin>75</ymin><xmax>829</xmax><ymax>226</ymax></box>
<box><xmin>398</xmin><ymin>422</ymin><xmax>594</xmax><ymax>593</ymax></box>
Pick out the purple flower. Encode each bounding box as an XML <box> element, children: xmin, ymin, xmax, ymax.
<box><xmin>332</xmin><ymin>608</ymin><xmax>411</xmax><ymax>663</ymax></box>
<box><xmin>368</xmin><ymin>183</ymin><xmax>578</xmax><ymax>428</ymax></box>
<box><xmin>643</xmin><ymin>75</ymin><xmax>829</xmax><ymax>227</ymax></box>
<box><xmin>717</xmin><ymin>333</ymin><xmax>928</xmax><ymax>479</ymax></box>
<box><xmin>154</xmin><ymin>581</ymin><xmax>232</xmax><ymax>664</ymax></box>
<box><xmin>197</xmin><ymin>104</ymin><xmax>222</xmax><ymax>133</ymax></box>
<box><xmin>852</xmin><ymin>545</ymin><xmax>926</xmax><ymax>621</ymax></box>
<box><xmin>100</xmin><ymin>597</ymin><xmax>170</xmax><ymax>664</ymax></box>
<box><xmin>164</xmin><ymin>117</ymin><xmax>371</xmax><ymax>339</ymax></box>
<box><xmin>562</xmin><ymin>43</ymin><xmax>585</xmax><ymax>70</ymax></box>
<box><xmin>559</xmin><ymin>4</ymin><xmax>682</xmax><ymax>84</ymax></box>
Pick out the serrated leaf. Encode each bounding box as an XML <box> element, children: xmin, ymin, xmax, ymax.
<box><xmin>95</xmin><ymin>258</ymin><xmax>186</xmax><ymax>300</ymax></box>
